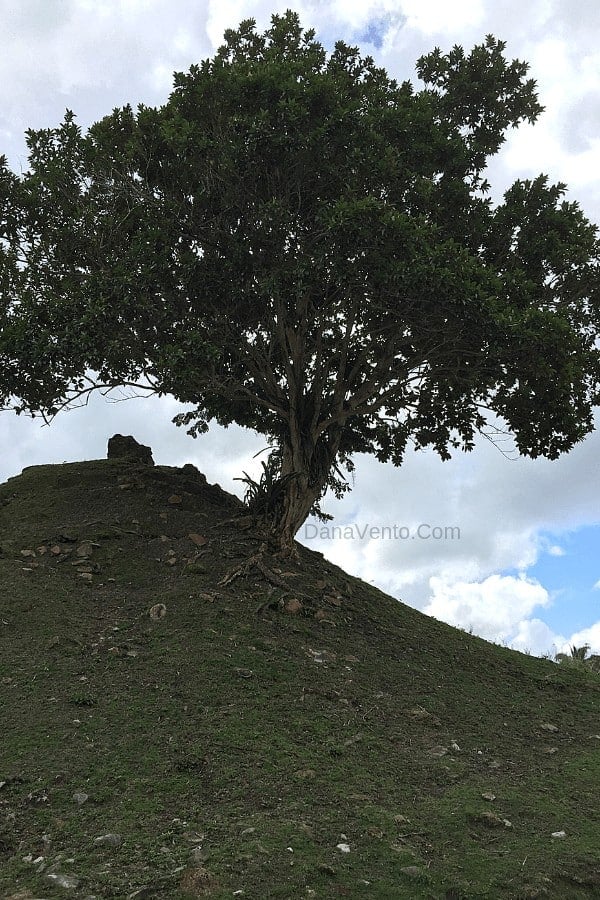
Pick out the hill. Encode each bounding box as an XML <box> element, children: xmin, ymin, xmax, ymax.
<box><xmin>1</xmin><ymin>454</ymin><xmax>599</xmax><ymax>899</ymax></box>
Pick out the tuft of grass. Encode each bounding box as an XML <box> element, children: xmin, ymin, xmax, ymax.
<box><xmin>1</xmin><ymin>459</ymin><xmax>600</xmax><ymax>898</ymax></box>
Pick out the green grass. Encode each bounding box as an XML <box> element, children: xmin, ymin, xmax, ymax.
<box><xmin>1</xmin><ymin>459</ymin><xmax>600</xmax><ymax>898</ymax></box>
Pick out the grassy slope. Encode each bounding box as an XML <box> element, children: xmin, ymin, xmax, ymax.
<box><xmin>0</xmin><ymin>459</ymin><xmax>599</xmax><ymax>900</ymax></box>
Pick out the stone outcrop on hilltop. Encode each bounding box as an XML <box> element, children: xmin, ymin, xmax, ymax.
<box><xmin>107</xmin><ymin>434</ymin><xmax>154</xmax><ymax>466</ymax></box>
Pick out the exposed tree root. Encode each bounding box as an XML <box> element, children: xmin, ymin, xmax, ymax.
<box><xmin>218</xmin><ymin>542</ymin><xmax>289</xmax><ymax>589</ymax></box>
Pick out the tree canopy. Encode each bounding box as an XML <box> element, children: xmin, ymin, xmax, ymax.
<box><xmin>1</xmin><ymin>12</ymin><xmax>599</xmax><ymax>550</ymax></box>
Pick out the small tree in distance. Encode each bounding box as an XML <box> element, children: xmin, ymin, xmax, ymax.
<box><xmin>1</xmin><ymin>12</ymin><xmax>599</xmax><ymax>552</ymax></box>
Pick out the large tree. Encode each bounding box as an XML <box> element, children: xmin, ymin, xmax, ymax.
<box><xmin>1</xmin><ymin>13</ymin><xmax>599</xmax><ymax>551</ymax></box>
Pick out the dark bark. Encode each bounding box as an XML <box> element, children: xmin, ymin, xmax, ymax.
<box><xmin>271</xmin><ymin>424</ymin><xmax>342</xmax><ymax>554</ymax></box>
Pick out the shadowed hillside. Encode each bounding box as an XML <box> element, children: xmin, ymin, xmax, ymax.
<box><xmin>1</xmin><ymin>456</ymin><xmax>599</xmax><ymax>899</ymax></box>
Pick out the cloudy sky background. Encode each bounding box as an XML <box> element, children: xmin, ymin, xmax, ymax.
<box><xmin>1</xmin><ymin>0</ymin><xmax>600</xmax><ymax>657</ymax></box>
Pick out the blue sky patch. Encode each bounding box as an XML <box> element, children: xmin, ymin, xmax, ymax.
<box><xmin>517</xmin><ymin>525</ymin><xmax>600</xmax><ymax>635</ymax></box>
<box><xmin>358</xmin><ymin>14</ymin><xmax>404</xmax><ymax>51</ymax></box>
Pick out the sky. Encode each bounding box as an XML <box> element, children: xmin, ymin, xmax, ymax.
<box><xmin>1</xmin><ymin>0</ymin><xmax>600</xmax><ymax>658</ymax></box>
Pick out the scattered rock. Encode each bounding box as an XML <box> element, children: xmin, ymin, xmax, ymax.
<box><xmin>190</xmin><ymin>846</ymin><xmax>210</xmax><ymax>865</ymax></box>
<box><xmin>168</xmin><ymin>494</ymin><xmax>183</xmax><ymax>505</ymax></box>
<box><xmin>551</xmin><ymin>830</ymin><xmax>566</xmax><ymax>839</ymax></box>
<box><xmin>306</xmin><ymin>648</ymin><xmax>335</xmax><ymax>664</ymax></box>
<box><xmin>94</xmin><ymin>832</ymin><xmax>122</xmax><ymax>848</ymax></box>
<box><xmin>394</xmin><ymin>815</ymin><xmax>411</xmax><ymax>825</ymax></box>
<box><xmin>400</xmin><ymin>866</ymin><xmax>425</xmax><ymax>878</ymax></box>
<box><xmin>189</xmin><ymin>533</ymin><xmax>208</xmax><ymax>547</ymax></box>
<box><xmin>107</xmin><ymin>434</ymin><xmax>154</xmax><ymax>465</ymax></box>
<box><xmin>473</xmin><ymin>811</ymin><xmax>512</xmax><ymax>828</ymax></box>
<box><xmin>44</xmin><ymin>871</ymin><xmax>80</xmax><ymax>889</ymax></box>
<box><xmin>234</xmin><ymin>667</ymin><xmax>254</xmax><ymax>679</ymax></box>
<box><xmin>481</xmin><ymin>792</ymin><xmax>496</xmax><ymax>801</ymax></box>
<box><xmin>284</xmin><ymin>598</ymin><xmax>303</xmax><ymax>615</ymax></box>
<box><xmin>149</xmin><ymin>604</ymin><xmax>167</xmax><ymax>620</ymax></box>
<box><xmin>76</xmin><ymin>542</ymin><xmax>94</xmax><ymax>558</ymax></box>
<box><xmin>318</xmin><ymin>863</ymin><xmax>337</xmax><ymax>876</ymax></box>
<box><xmin>73</xmin><ymin>791</ymin><xmax>89</xmax><ymax>806</ymax></box>
<box><xmin>20</xmin><ymin>549</ymin><xmax>36</xmax><ymax>558</ymax></box>
<box><xmin>294</xmin><ymin>769</ymin><xmax>316</xmax><ymax>779</ymax></box>
<box><xmin>336</xmin><ymin>842</ymin><xmax>351</xmax><ymax>853</ymax></box>
<box><xmin>540</xmin><ymin>723</ymin><xmax>559</xmax><ymax>733</ymax></box>
<box><xmin>26</xmin><ymin>789</ymin><xmax>48</xmax><ymax>804</ymax></box>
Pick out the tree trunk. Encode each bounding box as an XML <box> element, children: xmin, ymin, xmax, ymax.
<box><xmin>275</xmin><ymin>474</ymin><xmax>324</xmax><ymax>554</ymax></box>
<box><xmin>270</xmin><ymin>426</ymin><xmax>342</xmax><ymax>554</ymax></box>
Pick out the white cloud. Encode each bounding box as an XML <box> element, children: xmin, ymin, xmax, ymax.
<box><xmin>300</xmin><ymin>411</ymin><xmax>600</xmax><ymax>605</ymax></box>
<box><xmin>566</xmin><ymin>622</ymin><xmax>600</xmax><ymax>655</ymax></box>
<box><xmin>507</xmin><ymin>616</ymin><xmax>600</xmax><ymax>663</ymax></box>
<box><xmin>399</xmin><ymin>0</ymin><xmax>484</xmax><ymax>35</ymax></box>
<box><xmin>0</xmin><ymin>0</ymin><xmax>213</xmax><ymax>170</ymax></box>
<box><xmin>510</xmin><ymin>618</ymin><xmax>566</xmax><ymax>657</ymax></box>
<box><xmin>489</xmin><ymin>32</ymin><xmax>600</xmax><ymax>222</ymax></box>
<box><xmin>423</xmin><ymin>573</ymin><xmax>551</xmax><ymax>643</ymax></box>
<box><xmin>548</xmin><ymin>545</ymin><xmax>566</xmax><ymax>557</ymax></box>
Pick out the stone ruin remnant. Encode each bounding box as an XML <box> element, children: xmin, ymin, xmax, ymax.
<box><xmin>107</xmin><ymin>434</ymin><xmax>154</xmax><ymax>466</ymax></box>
